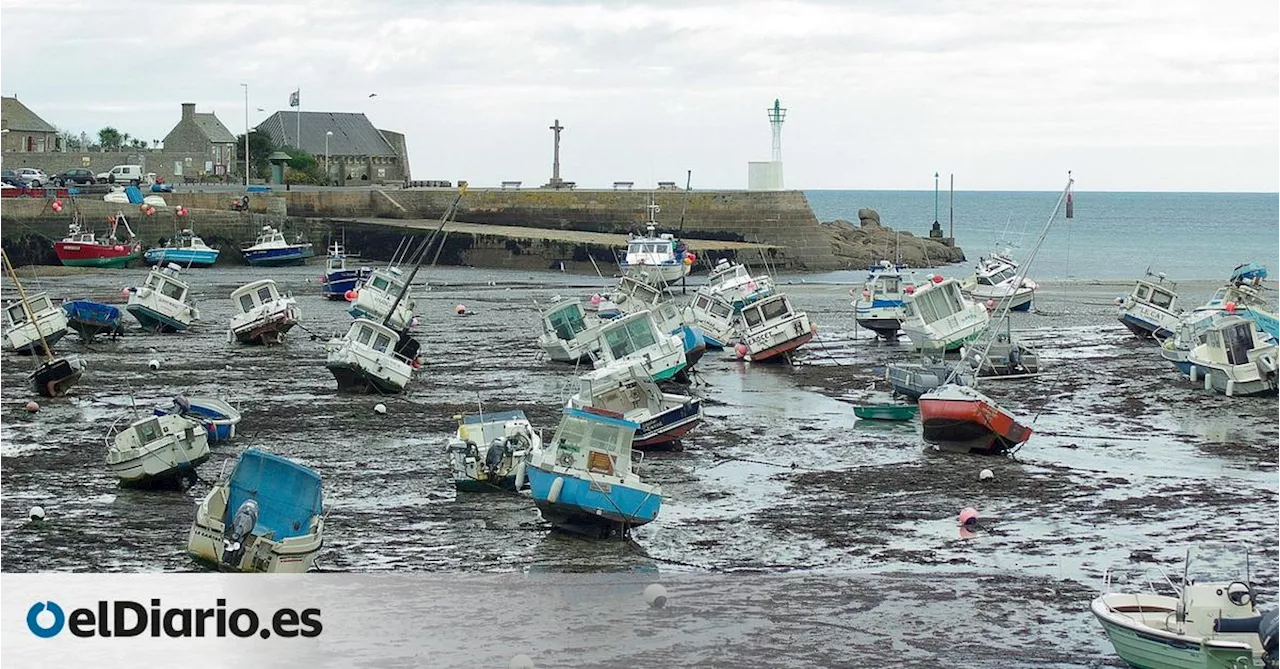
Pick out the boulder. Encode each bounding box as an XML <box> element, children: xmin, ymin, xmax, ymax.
<box><xmin>858</xmin><ymin>208</ymin><xmax>882</xmax><ymax>227</ymax></box>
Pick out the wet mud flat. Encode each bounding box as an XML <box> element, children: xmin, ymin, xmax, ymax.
<box><xmin>2</xmin><ymin>268</ymin><xmax>1276</xmax><ymax>666</ymax></box>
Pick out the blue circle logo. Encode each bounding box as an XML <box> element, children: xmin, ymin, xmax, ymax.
<box><xmin>27</xmin><ymin>601</ymin><xmax>65</xmax><ymax>638</ymax></box>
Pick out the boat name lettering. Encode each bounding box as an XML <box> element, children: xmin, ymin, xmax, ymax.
<box><xmin>589</xmin><ymin>481</ymin><xmax>612</xmax><ymax>493</ymax></box>
<box><xmin>24</xmin><ymin>598</ymin><xmax>323</xmax><ymax>639</ymax></box>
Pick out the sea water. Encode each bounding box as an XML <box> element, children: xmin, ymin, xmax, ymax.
<box><xmin>806</xmin><ymin>190</ymin><xmax>1279</xmax><ymax>281</ymax></box>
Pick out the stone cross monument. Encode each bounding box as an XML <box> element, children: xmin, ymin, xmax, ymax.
<box><xmin>546</xmin><ymin>119</ymin><xmax>565</xmax><ymax>188</ymax></box>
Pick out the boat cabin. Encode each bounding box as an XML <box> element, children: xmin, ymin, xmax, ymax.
<box><xmin>62</xmin><ymin>222</ymin><xmax>97</xmax><ymax>244</ymax></box>
<box><xmin>172</xmin><ymin>230</ymin><xmax>208</xmax><ymax>249</ymax></box>
<box><xmin>345</xmin><ymin>319</ymin><xmax>401</xmax><ymax>357</ymax></box>
<box><xmin>578</xmin><ymin>361</ymin><xmax>659</xmax><ymax>416</ymax></box>
<box><xmin>231</xmin><ymin>280</ymin><xmax>284</xmax><ymax>314</ymax></box>
<box><xmin>976</xmin><ymin>265</ymin><xmax>1017</xmax><ymax>287</ymax></box>
<box><xmin>325</xmin><ymin>243</ymin><xmax>348</xmax><ymax>271</ymax></box>
<box><xmin>739</xmin><ymin>293</ymin><xmax>798</xmax><ymax>331</ymax></box>
<box><xmin>905</xmin><ymin>280</ymin><xmax>967</xmax><ymax>325</ymax></box>
<box><xmin>548</xmin><ymin>408</ymin><xmax>640</xmax><ymax>477</ymax></box>
<box><xmin>1129</xmin><ymin>278</ymin><xmax>1177</xmax><ymax>311</ymax></box>
<box><xmin>145</xmin><ymin>267</ymin><xmax>189</xmax><ymax>303</ymax></box>
<box><xmin>707</xmin><ymin>261</ymin><xmax>750</xmax><ymax>290</ymax></box>
<box><xmin>544</xmin><ymin>299</ymin><xmax>590</xmax><ymax>341</ymax></box>
<box><xmin>615</xmin><ymin>275</ymin><xmax>664</xmax><ymax>308</ymax></box>
<box><xmin>692</xmin><ymin>292</ymin><xmax>734</xmax><ymax>323</ymax></box>
<box><xmin>5</xmin><ymin>293</ymin><xmax>54</xmax><ymax>326</ymax></box>
<box><xmin>865</xmin><ymin>265</ymin><xmax>904</xmax><ymax>298</ymax></box>
<box><xmin>226</xmin><ymin>449</ymin><xmax>323</xmax><ymax>542</ymax></box>
<box><xmin>1203</xmin><ymin>318</ymin><xmax>1262</xmax><ymax>366</ymax></box>
<box><xmin>363</xmin><ymin>268</ymin><xmax>407</xmax><ymax>297</ymax></box>
<box><xmin>600</xmin><ymin>312</ymin><xmax>662</xmax><ymax>360</ymax></box>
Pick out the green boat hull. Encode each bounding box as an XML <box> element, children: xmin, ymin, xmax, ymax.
<box><xmin>1097</xmin><ymin>615</ymin><xmax>1257</xmax><ymax>669</ymax></box>
<box><xmin>853</xmin><ymin>405</ymin><xmax>919</xmax><ymax>421</ymax></box>
<box><xmin>60</xmin><ymin>251</ymin><xmax>142</xmax><ymax>269</ymax></box>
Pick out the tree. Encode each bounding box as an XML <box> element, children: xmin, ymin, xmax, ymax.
<box><xmin>282</xmin><ymin>148</ymin><xmax>326</xmax><ymax>184</ymax></box>
<box><xmin>97</xmin><ymin>127</ymin><xmax>122</xmax><ymax>152</ymax></box>
<box><xmin>55</xmin><ymin>127</ymin><xmax>83</xmax><ymax>151</ymax></box>
<box><xmin>234</xmin><ymin>130</ymin><xmax>276</xmax><ymax>179</ymax></box>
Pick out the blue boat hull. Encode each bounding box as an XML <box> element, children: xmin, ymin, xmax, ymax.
<box><xmin>145</xmin><ymin>248</ymin><xmax>219</xmax><ymax>267</ymax></box>
<box><xmin>526</xmin><ymin>465</ymin><xmax>661</xmax><ymax>536</ymax></box>
<box><xmin>1010</xmin><ymin>300</ymin><xmax>1033</xmax><ymax>312</ymax></box>
<box><xmin>244</xmin><ymin>245</ymin><xmax>313</xmax><ymax>267</ymax></box>
<box><xmin>1119</xmin><ymin>313</ymin><xmax>1172</xmax><ymax>340</ymax></box>
<box><xmin>321</xmin><ymin>270</ymin><xmax>366</xmax><ymax>300</ymax></box>
<box><xmin>674</xmin><ymin>324</ymin><xmax>707</xmax><ymax>368</ymax></box>
<box><xmin>62</xmin><ymin>300</ymin><xmax>123</xmax><ymax>340</ymax></box>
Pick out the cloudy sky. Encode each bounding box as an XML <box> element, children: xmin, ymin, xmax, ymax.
<box><xmin>2</xmin><ymin>0</ymin><xmax>1276</xmax><ymax>191</ymax></box>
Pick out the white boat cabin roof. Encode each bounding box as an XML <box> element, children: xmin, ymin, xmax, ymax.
<box><xmin>905</xmin><ymin>278</ymin><xmax>968</xmax><ymax>324</ymax></box>
<box><xmin>975</xmin><ymin>265</ymin><xmax>1018</xmax><ymax>286</ymax></box>
<box><xmin>738</xmin><ymin>292</ymin><xmax>798</xmax><ymax>329</ymax></box>
<box><xmin>145</xmin><ymin>266</ymin><xmax>190</xmax><ymax>301</ymax></box>
<box><xmin>5</xmin><ymin>293</ymin><xmax>54</xmax><ymax>325</ymax></box>
<box><xmin>600</xmin><ymin>311</ymin><xmax>662</xmax><ymax>359</ymax></box>
<box><xmin>254</xmin><ymin>226</ymin><xmax>286</xmax><ymax>245</ymax></box>
<box><xmin>364</xmin><ymin>267</ymin><xmax>407</xmax><ymax>294</ymax></box>
<box><xmin>691</xmin><ymin>291</ymin><xmax>734</xmax><ymax>320</ymax></box>
<box><xmin>231</xmin><ymin>279</ymin><xmax>283</xmax><ymax>313</ymax></box>
<box><xmin>1130</xmin><ymin>278</ymin><xmax>1177</xmax><ymax>310</ymax></box>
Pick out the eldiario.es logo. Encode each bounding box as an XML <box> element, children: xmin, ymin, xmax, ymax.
<box><xmin>27</xmin><ymin>599</ymin><xmax>321</xmax><ymax>639</ymax></box>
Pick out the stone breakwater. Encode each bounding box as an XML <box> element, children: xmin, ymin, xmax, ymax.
<box><xmin>1</xmin><ymin>188</ymin><xmax>964</xmax><ymax>271</ymax></box>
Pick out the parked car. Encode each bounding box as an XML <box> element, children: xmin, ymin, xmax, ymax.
<box><xmin>95</xmin><ymin>164</ymin><xmax>151</xmax><ymax>185</ymax></box>
<box><xmin>55</xmin><ymin>168</ymin><xmax>97</xmax><ymax>187</ymax></box>
<box><xmin>14</xmin><ymin>168</ymin><xmax>48</xmax><ymax>187</ymax></box>
<box><xmin>1</xmin><ymin>169</ymin><xmax>30</xmax><ymax>188</ymax></box>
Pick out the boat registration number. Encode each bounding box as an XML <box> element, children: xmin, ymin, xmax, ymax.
<box><xmin>589</xmin><ymin>481</ymin><xmax>612</xmax><ymax>494</ymax></box>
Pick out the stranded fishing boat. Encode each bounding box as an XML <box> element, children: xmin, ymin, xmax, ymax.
<box><xmin>569</xmin><ymin>357</ymin><xmax>703</xmax><ymax>448</ymax></box>
<box><xmin>1117</xmin><ymin>271</ymin><xmax>1181</xmax><ymax>340</ymax></box>
<box><xmin>526</xmin><ymin>407</ymin><xmax>661</xmax><ymax>538</ymax></box>
<box><xmin>3</xmin><ymin>291</ymin><xmax>69</xmax><ymax>355</ymax></box>
<box><xmin>537</xmin><ymin>296</ymin><xmax>604</xmax><ymax>363</ymax></box>
<box><xmin>145</xmin><ymin>228</ymin><xmax>219</xmax><ymax>267</ymax></box>
<box><xmin>852</xmin><ymin>261</ymin><xmax>909</xmax><ymax>339</ymax></box>
<box><xmin>917</xmin><ymin>384</ymin><xmax>1033</xmax><ymax>455</ymax></box>
<box><xmin>240</xmin><ymin>225</ymin><xmax>314</xmax><ymax>267</ymax></box>
<box><xmin>610</xmin><ymin>273</ymin><xmax>706</xmax><ymax>366</ymax></box>
<box><xmin>125</xmin><ymin>263</ymin><xmax>199</xmax><ymax>332</ymax></box>
<box><xmin>444</xmin><ymin>410</ymin><xmax>541</xmax><ymax>492</ymax></box>
<box><xmin>228</xmin><ymin>279</ymin><xmax>299</xmax><ymax>345</ymax></box>
<box><xmin>734</xmin><ymin>293</ymin><xmax>815</xmax><ymax>363</ymax></box>
<box><xmin>320</xmin><ymin>242</ymin><xmax>371</xmax><ymax>300</ymax></box>
<box><xmin>618</xmin><ymin>203</ymin><xmax>693</xmax><ymax>284</ymax></box>
<box><xmin>187</xmin><ymin>449</ymin><xmax>325</xmax><ymax>573</ymax></box>
<box><xmin>1186</xmin><ymin>316</ymin><xmax>1279</xmax><ymax>397</ymax></box>
<box><xmin>324</xmin><ymin>318</ymin><xmax>416</xmax><ymax>394</ymax></box>
<box><xmin>53</xmin><ymin>216</ymin><xmax>143</xmax><ymax>268</ymax></box>
<box><xmin>1091</xmin><ymin>552</ymin><xmax>1276</xmax><ymax>669</ymax></box>
<box><xmin>684</xmin><ymin>290</ymin><xmax>738</xmax><ymax>349</ymax></box>
<box><xmin>348</xmin><ymin>267</ymin><xmax>415</xmax><ymax>330</ymax></box>
<box><xmin>960</xmin><ymin>251</ymin><xmax>1036</xmax><ymax>312</ymax></box>
<box><xmin>61</xmin><ymin>299</ymin><xmax>123</xmax><ymax>341</ymax></box>
<box><xmin>105</xmin><ymin>413</ymin><xmax>210</xmax><ymax>489</ymax></box>
<box><xmin>965</xmin><ymin>318</ymin><xmax>1041</xmax><ymax>378</ymax></box>
<box><xmin>2</xmin><ymin>250</ymin><xmax>85</xmax><ymax>397</ymax></box>
<box><xmin>901</xmin><ymin>275</ymin><xmax>990</xmax><ymax>352</ymax></box>
<box><xmin>593</xmin><ymin>310</ymin><xmax>688</xmax><ymax>382</ymax></box>
<box><xmin>703</xmin><ymin>258</ymin><xmax>774</xmax><ymax>311</ymax></box>
<box><xmin>886</xmin><ymin>355</ymin><xmax>977</xmax><ymax>400</ymax></box>
<box><xmin>168</xmin><ymin>395</ymin><xmax>242</xmax><ymax>441</ymax></box>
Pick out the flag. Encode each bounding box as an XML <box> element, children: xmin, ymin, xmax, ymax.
<box><xmin>1065</xmin><ymin>183</ymin><xmax>1074</xmax><ymax>219</ymax></box>
<box><xmin>289</xmin><ymin>89</ymin><xmax>300</xmax><ymax>108</ymax></box>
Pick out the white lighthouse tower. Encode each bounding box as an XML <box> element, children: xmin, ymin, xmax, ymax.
<box><xmin>748</xmin><ymin>99</ymin><xmax>785</xmax><ymax>190</ymax></box>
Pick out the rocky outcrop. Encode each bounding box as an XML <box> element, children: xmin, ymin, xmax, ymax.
<box><xmin>820</xmin><ymin>216</ymin><xmax>965</xmax><ymax>269</ymax></box>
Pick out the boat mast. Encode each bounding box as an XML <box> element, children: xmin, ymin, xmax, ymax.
<box><xmin>1</xmin><ymin>249</ymin><xmax>55</xmax><ymax>364</ymax></box>
<box><xmin>382</xmin><ymin>185</ymin><xmax>468</xmax><ymax>330</ymax></box>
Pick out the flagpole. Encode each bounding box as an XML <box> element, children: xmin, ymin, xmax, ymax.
<box><xmin>295</xmin><ymin>87</ymin><xmax>301</xmax><ymax>150</ymax></box>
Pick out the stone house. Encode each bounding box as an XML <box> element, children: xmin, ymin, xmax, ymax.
<box><xmin>161</xmin><ymin>103</ymin><xmax>237</xmax><ymax>177</ymax></box>
<box><xmin>1</xmin><ymin>96</ymin><xmax>61</xmax><ymax>153</ymax></box>
<box><xmin>255</xmin><ymin>110</ymin><xmax>408</xmax><ymax>184</ymax></box>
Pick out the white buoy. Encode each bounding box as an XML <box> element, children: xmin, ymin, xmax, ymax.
<box><xmin>147</xmin><ymin>347</ymin><xmax>158</xmax><ymax>354</ymax></box>
<box><xmin>148</xmin><ymin>359</ymin><xmax>161</xmax><ymax>370</ymax></box>
<box><xmin>374</xmin><ymin>403</ymin><xmax>387</xmax><ymax>415</ymax></box>
<box><xmin>29</xmin><ymin>506</ymin><xmax>45</xmax><ymax>521</ymax></box>
<box><xmin>509</xmin><ymin>655</ymin><xmax>535</xmax><ymax>669</ymax></box>
<box><xmin>644</xmin><ymin>583</ymin><xmax>668</xmax><ymax>609</ymax></box>
<box><xmin>979</xmin><ymin>469</ymin><xmax>994</xmax><ymax>481</ymax></box>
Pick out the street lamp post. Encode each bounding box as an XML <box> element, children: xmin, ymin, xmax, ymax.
<box><xmin>241</xmin><ymin>83</ymin><xmax>249</xmax><ymax>187</ymax></box>
<box><xmin>325</xmin><ymin>131</ymin><xmax>333</xmax><ymax>185</ymax></box>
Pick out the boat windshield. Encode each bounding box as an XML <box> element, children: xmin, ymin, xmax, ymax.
<box><xmin>603</xmin><ymin>317</ymin><xmax>658</xmax><ymax>359</ymax></box>
<box><xmin>554</xmin><ymin>415</ymin><xmax>629</xmax><ymax>460</ymax></box>
<box><xmin>256</xmin><ymin>284</ymin><xmax>276</xmax><ymax>303</ymax></box>
<box><xmin>621</xmin><ymin>279</ymin><xmax>661</xmax><ymax>304</ymax></box>
<box><xmin>134</xmin><ymin>417</ymin><xmax>162</xmax><ymax>445</ymax></box>
<box><xmin>29</xmin><ymin>295</ymin><xmax>51</xmax><ymax>313</ymax></box>
<box><xmin>6</xmin><ymin>302</ymin><xmax>28</xmax><ymax>324</ymax></box>
<box><xmin>238</xmin><ymin>294</ymin><xmax>255</xmax><ymax>312</ymax></box>
<box><xmin>760</xmin><ymin>297</ymin><xmax>791</xmax><ymax>322</ymax></box>
<box><xmin>372</xmin><ymin>332</ymin><xmax>392</xmax><ymax>353</ymax></box>
<box><xmin>910</xmin><ymin>285</ymin><xmax>962</xmax><ymax>324</ymax></box>
<box><xmin>1224</xmin><ymin>322</ymin><xmax>1255</xmax><ymax>364</ymax></box>
<box><xmin>159</xmin><ymin>280</ymin><xmax>185</xmax><ymax>301</ymax></box>
<box><xmin>548</xmin><ymin>303</ymin><xmax>587</xmax><ymax>340</ymax></box>
<box><xmin>356</xmin><ymin>325</ymin><xmax>374</xmax><ymax>345</ymax></box>
<box><xmin>876</xmin><ymin>276</ymin><xmax>901</xmax><ymax>294</ymax></box>
<box><xmin>1150</xmin><ymin>289</ymin><xmax>1174</xmax><ymax>309</ymax></box>
<box><xmin>369</xmin><ymin>275</ymin><xmax>401</xmax><ymax>293</ymax></box>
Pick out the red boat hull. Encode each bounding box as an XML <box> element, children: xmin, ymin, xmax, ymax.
<box><xmin>53</xmin><ymin>241</ymin><xmax>142</xmax><ymax>268</ymax></box>
<box><xmin>918</xmin><ymin>393</ymin><xmax>1032</xmax><ymax>455</ymax></box>
<box><xmin>747</xmin><ymin>328</ymin><xmax>815</xmax><ymax>363</ymax></box>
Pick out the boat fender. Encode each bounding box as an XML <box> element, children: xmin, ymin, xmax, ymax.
<box><xmin>1258</xmin><ymin>353</ymin><xmax>1277</xmax><ymax>374</ymax></box>
<box><xmin>547</xmin><ymin>477</ymin><xmax>564</xmax><ymax>504</ymax></box>
<box><xmin>513</xmin><ymin>462</ymin><xmax>527</xmax><ymax>490</ymax></box>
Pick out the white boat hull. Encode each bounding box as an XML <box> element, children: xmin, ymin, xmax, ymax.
<box><xmin>230</xmin><ymin>302</ymin><xmax>299</xmax><ymax>345</ymax></box>
<box><xmin>325</xmin><ymin>343</ymin><xmax>412</xmax><ymax>393</ymax></box>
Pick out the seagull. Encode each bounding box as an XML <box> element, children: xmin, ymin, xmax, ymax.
<box><xmin>368</xmin><ymin>93</ymin><xmax>378</xmax><ymax>98</ymax></box>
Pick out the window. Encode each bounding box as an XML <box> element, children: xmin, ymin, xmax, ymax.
<box><xmin>1135</xmin><ymin>285</ymin><xmax>1150</xmax><ymax>301</ymax></box>
<box><xmin>881</xmin><ymin>277</ymin><xmax>900</xmax><ymax>294</ymax></box>
<box><xmin>914</xmin><ymin>290</ymin><xmax>944</xmax><ymax>324</ymax></box>
<box><xmin>256</xmin><ymin>286</ymin><xmax>274</xmax><ymax>303</ymax></box>
<box><xmin>942</xmin><ymin>285</ymin><xmax>964</xmax><ymax>315</ymax></box>
<box><xmin>30</xmin><ymin>296</ymin><xmax>50</xmax><ymax>312</ymax></box>
<box><xmin>239</xmin><ymin>294</ymin><xmax>255</xmax><ymax>312</ymax></box>
<box><xmin>135</xmin><ymin>418</ymin><xmax>161</xmax><ymax>445</ymax></box>
<box><xmin>160</xmin><ymin>282</ymin><xmax>185</xmax><ymax>301</ymax></box>
<box><xmin>372</xmin><ymin>277</ymin><xmax>390</xmax><ymax>291</ymax></box>
<box><xmin>695</xmin><ymin>295</ymin><xmax>710</xmax><ymax>310</ymax></box>
<box><xmin>1225</xmin><ymin>323</ymin><xmax>1254</xmax><ymax>365</ymax></box>
<box><xmin>357</xmin><ymin>327</ymin><xmax>373</xmax><ymax>345</ymax></box>
<box><xmin>977</xmin><ymin>276</ymin><xmax>993</xmax><ymax>286</ymax></box>
<box><xmin>743</xmin><ymin>306</ymin><xmax>763</xmax><ymax>327</ymax></box>
<box><xmin>1150</xmin><ymin>290</ymin><xmax>1173</xmax><ymax>309</ymax></box>
<box><xmin>549</xmin><ymin>305</ymin><xmax>586</xmax><ymax>340</ymax></box>
<box><xmin>7</xmin><ymin>304</ymin><xmax>27</xmax><ymax>325</ymax></box>
<box><xmin>373</xmin><ymin>333</ymin><xmax>392</xmax><ymax>353</ymax></box>
<box><xmin>761</xmin><ymin>297</ymin><xmax>789</xmax><ymax>322</ymax></box>
<box><xmin>711</xmin><ymin>301</ymin><xmax>732</xmax><ymax>319</ymax></box>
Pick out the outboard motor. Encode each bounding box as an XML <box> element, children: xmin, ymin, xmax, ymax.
<box><xmin>173</xmin><ymin>395</ymin><xmax>191</xmax><ymax>415</ymax></box>
<box><xmin>484</xmin><ymin>438</ymin><xmax>506</xmax><ymax>481</ymax></box>
<box><xmin>1262</xmin><ymin>608</ymin><xmax>1279</xmax><ymax>669</ymax></box>
<box><xmin>222</xmin><ymin>499</ymin><xmax>259</xmax><ymax>567</ymax></box>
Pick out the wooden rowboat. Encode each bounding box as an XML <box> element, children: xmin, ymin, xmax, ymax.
<box><xmin>853</xmin><ymin>404</ymin><xmax>919</xmax><ymax>421</ymax></box>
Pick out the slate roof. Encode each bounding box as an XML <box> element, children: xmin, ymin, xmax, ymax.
<box><xmin>193</xmin><ymin>113</ymin><xmax>236</xmax><ymax>143</ymax></box>
<box><xmin>1</xmin><ymin>96</ymin><xmax>56</xmax><ymax>133</ymax></box>
<box><xmin>256</xmin><ymin>111</ymin><xmax>396</xmax><ymax>157</ymax></box>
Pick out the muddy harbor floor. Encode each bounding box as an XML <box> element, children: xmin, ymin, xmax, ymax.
<box><xmin>1</xmin><ymin>266</ymin><xmax>1276</xmax><ymax>667</ymax></box>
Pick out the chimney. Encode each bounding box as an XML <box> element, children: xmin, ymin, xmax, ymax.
<box><xmin>181</xmin><ymin>103</ymin><xmax>196</xmax><ymax>120</ymax></box>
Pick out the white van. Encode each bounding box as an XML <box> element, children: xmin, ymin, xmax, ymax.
<box><xmin>96</xmin><ymin>165</ymin><xmax>152</xmax><ymax>185</ymax></box>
